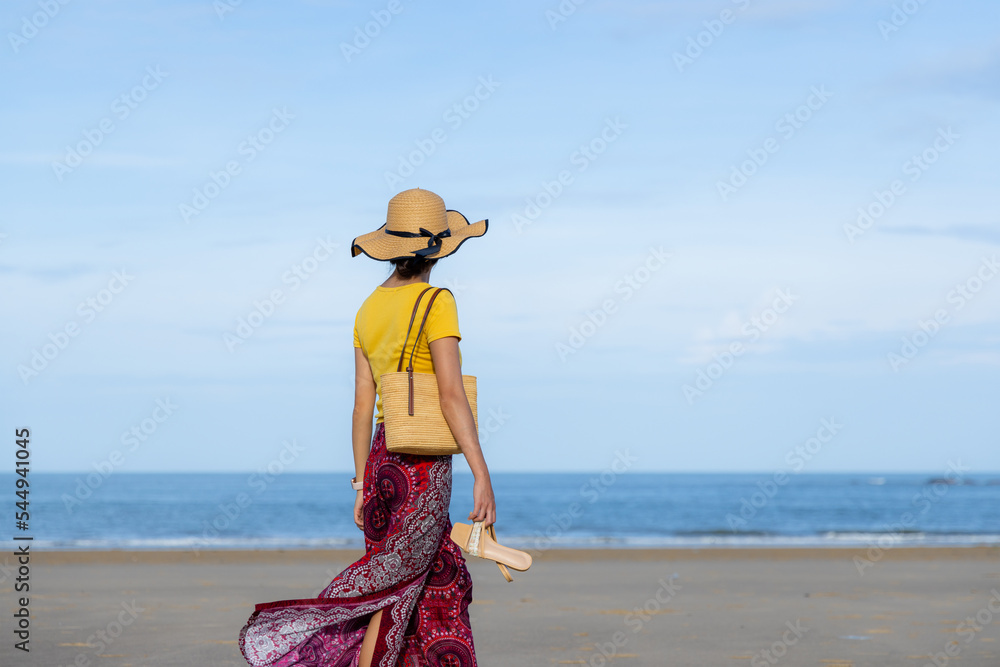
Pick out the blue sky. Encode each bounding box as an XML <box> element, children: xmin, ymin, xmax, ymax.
<box><xmin>2</xmin><ymin>0</ymin><xmax>998</xmax><ymax>474</ymax></box>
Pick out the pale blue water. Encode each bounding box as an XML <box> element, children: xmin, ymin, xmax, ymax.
<box><xmin>8</xmin><ymin>472</ymin><xmax>1000</xmax><ymax>550</ymax></box>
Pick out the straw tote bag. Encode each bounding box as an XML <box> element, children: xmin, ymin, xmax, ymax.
<box><xmin>381</xmin><ymin>286</ymin><xmax>478</xmax><ymax>455</ymax></box>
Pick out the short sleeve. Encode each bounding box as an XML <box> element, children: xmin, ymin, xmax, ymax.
<box><xmin>424</xmin><ymin>289</ymin><xmax>461</xmax><ymax>343</ymax></box>
<box><xmin>353</xmin><ymin>308</ymin><xmax>362</xmax><ymax>348</ymax></box>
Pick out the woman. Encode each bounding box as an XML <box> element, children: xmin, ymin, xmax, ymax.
<box><xmin>238</xmin><ymin>188</ymin><xmax>494</xmax><ymax>667</ymax></box>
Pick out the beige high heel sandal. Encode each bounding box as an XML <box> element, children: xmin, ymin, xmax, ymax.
<box><xmin>450</xmin><ymin>521</ymin><xmax>532</xmax><ymax>582</ymax></box>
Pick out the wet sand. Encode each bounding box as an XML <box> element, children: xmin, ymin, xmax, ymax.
<box><xmin>3</xmin><ymin>547</ymin><xmax>999</xmax><ymax>666</ymax></box>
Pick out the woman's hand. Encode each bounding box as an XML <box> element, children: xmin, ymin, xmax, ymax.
<box><xmin>354</xmin><ymin>490</ymin><xmax>364</xmax><ymax>531</ymax></box>
<box><xmin>428</xmin><ymin>336</ymin><xmax>497</xmax><ymax>527</ymax></box>
<box><xmin>469</xmin><ymin>474</ymin><xmax>496</xmax><ymax>528</ymax></box>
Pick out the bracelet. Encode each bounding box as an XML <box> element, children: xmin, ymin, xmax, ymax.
<box><xmin>351</xmin><ymin>476</ymin><xmax>363</xmax><ymax>491</ymax></box>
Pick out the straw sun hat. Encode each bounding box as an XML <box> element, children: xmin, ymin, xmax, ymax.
<box><xmin>350</xmin><ymin>188</ymin><xmax>488</xmax><ymax>261</ymax></box>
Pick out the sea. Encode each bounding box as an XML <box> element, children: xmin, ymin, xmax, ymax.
<box><xmin>10</xmin><ymin>472</ymin><xmax>1000</xmax><ymax>551</ymax></box>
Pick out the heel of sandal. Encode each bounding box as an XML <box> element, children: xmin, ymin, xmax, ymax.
<box><xmin>450</xmin><ymin>521</ymin><xmax>532</xmax><ymax>582</ymax></box>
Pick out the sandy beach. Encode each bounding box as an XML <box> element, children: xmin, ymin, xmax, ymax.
<box><xmin>4</xmin><ymin>547</ymin><xmax>999</xmax><ymax>666</ymax></box>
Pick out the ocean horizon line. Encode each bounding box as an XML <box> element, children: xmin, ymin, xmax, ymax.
<box><xmin>12</xmin><ymin>470</ymin><xmax>1000</xmax><ymax>477</ymax></box>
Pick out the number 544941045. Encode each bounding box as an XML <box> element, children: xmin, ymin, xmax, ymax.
<box><xmin>15</xmin><ymin>427</ymin><xmax>30</xmax><ymax>528</ymax></box>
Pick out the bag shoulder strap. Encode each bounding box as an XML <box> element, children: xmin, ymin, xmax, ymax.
<box><xmin>396</xmin><ymin>287</ymin><xmax>434</xmax><ymax>373</ymax></box>
<box><xmin>398</xmin><ymin>287</ymin><xmax>453</xmax><ymax>372</ymax></box>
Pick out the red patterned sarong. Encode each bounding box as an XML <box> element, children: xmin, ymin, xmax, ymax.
<box><xmin>238</xmin><ymin>422</ymin><xmax>477</xmax><ymax>666</ymax></box>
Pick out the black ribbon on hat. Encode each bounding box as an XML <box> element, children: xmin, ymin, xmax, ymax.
<box><xmin>386</xmin><ymin>227</ymin><xmax>451</xmax><ymax>257</ymax></box>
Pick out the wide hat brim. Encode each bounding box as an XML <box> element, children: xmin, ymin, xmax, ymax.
<box><xmin>351</xmin><ymin>209</ymin><xmax>488</xmax><ymax>261</ymax></box>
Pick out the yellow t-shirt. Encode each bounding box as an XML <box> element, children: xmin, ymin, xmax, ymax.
<box><xmin>353</xmin><ymin>282</ymin><xmax>462</xmax><ymax>424</ymax></box>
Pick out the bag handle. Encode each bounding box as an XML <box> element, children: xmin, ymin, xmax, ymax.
<box><xmin>396</xmin><ymin>286</ymin><xmax>436</xmax><ymax>372</ymax></box>
<box><xmin>396</xmin><ymin>287</ymin><xmax>454</xmax><ymax>416</ymax></box>
<box><xmin>405</xmin><ymin>288</ymin><xmax>452</xmax><ymax>372</ymax></box>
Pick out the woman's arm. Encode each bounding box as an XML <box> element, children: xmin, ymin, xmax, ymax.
<box><xmin>429</xmin><ymin>335</ymin><xmax>496</xmax><ymax>527</ymax></box>
<box><xmin>351</xmin><ymin>346</ymin><xmax>377</xmax><ymax>528</ymax></box>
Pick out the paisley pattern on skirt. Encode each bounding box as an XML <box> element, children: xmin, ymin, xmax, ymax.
<box><xmin>238</xmin><ymin>422</ymin><xmax>477</xmax><ymax>667</ymax></box>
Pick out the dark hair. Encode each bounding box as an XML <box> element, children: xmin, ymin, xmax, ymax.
<box><xmin>389</xmin><ymin>255</ymin><xmax>438</xmax><ymax>280</ymax></box>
